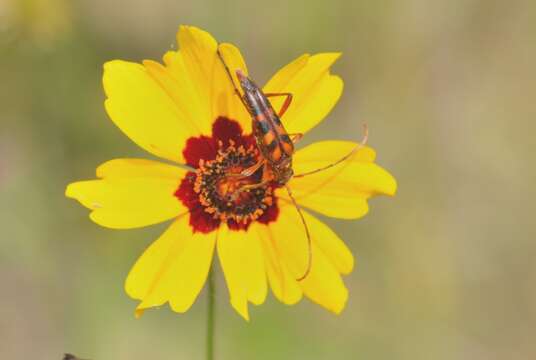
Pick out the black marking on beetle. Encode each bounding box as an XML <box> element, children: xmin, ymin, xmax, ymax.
<box><xmin>279</xmin><ymin>134</ymin><xmax>291</xmax><ymax>144</ymax></box>
<box><xmin>257</xmin><ymin>120</ymin><xmax>271</xmax><ymax>134</ymax></box>
<box><xmin>266</xmin><ymin>140</ymin><xmax>278</xmax><ymax>152</ymax></box>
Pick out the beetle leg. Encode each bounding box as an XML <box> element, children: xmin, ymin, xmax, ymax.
<box><xmin>265</xmin><ymin>92</ymin><xmax>293</xmax><ymax>117</ymax></box>
<box><xmin>228</xmin><ymin>162</ymin><xmax>274</xmax><ymax>200</ymax></box>
<box><xmin>227</xmin><ymin>158</ymin><xmax>265</xmax><ymax>179</ymax></box>
<box><xmin>241</xmin><ymin>159</ymin><xmax>265</xmax><ymax>177</ymax></box>
<box><xmin>229</xmin><ymin>179</ymin><xmax>272</xmax><ymax>201</ymax></box>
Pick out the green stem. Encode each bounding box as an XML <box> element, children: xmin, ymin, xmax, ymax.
<box><xmin>206</xmin><ymin>266</ymin><xmax>215</xmax><ymax>360</ymax></box>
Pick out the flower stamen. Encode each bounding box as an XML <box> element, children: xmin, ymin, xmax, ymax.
<box><xmin>193</xmin><ymin>140</ymin><xmax>273</xmax><ymax>225</ymax></box>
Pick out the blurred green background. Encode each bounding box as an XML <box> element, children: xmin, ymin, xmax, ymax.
<box><xmin>1</xmin><ymin>0</ymin><xmax>535</xmax><ymax>359</ymax></box>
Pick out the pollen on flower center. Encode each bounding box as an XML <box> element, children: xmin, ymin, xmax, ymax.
<box><xmin>193</xmin><ymin>140</ymin><xmax>273</xmax><ymax>225</ymax></box>
<box><xmin>175</xmin><ymin>117</ymin><xmax>279</xmax><ymax>233</ymax></box>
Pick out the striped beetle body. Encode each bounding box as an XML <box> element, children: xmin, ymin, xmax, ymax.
<box><xmin>217</xmin><ymin>50</ymin><xmax>311</xmax><ymax>280</ymax></box>
<box><xmin>236</xmin><ymin>70</ymin><xmax>294</xmax><ymax>185</ymax></box>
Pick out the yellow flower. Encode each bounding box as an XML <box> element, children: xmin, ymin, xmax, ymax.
<box><xmin>65</xmin><ymin>25</ymin><xmax>397</xmax><ymax>321</ymax></box>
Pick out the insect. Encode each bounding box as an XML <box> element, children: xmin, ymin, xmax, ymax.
<box><xmin>217</xmin><ymin>49</ymin><xmax>368</xmax><ymax>280</ymax></box>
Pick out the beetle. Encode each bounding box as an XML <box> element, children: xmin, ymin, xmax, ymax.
<box><xmin>217</xmin><ymin>49</ymin><xmax>367</xmax><ymax>280</ymax></box>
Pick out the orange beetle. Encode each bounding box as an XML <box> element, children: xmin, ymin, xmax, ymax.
<box><xmin>217</xmin><ymin>50</ymin><xmax>367</xmax><ymax>280</ymax></box>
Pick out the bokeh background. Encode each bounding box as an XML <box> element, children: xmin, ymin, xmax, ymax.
<box><xmin>1</xmin><ymin>0</ymin><xmax>535</xmax><ymax>359</ymax></box>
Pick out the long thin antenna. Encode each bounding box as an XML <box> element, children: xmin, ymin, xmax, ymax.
<box><xmin>216</xmin><ymin>48</ymin><xmax>247</xmax><ymax>108</ymax></box>
<box><xmin>294</xmin><ymin>124</ymin><xmax>369</xmax><ymax>178</ymax></box>
<box><xmin>285</xmin><ymin>184</ymin><xmax>312</xmax><ymax>281</ymax></box>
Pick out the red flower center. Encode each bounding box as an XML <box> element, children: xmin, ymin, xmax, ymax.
<box><xmin>175</xmin><ymin>117</ymin><xmax>279</xmax><ymax>233</ymax></box>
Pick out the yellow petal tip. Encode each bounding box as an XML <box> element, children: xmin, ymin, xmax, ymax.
<box><xmin>231</xmin><ymin>299</ymin><xmax>250</xmax><ymax>322</ymax></box>
<box><xmin>134</xmin><ymin>306</ymin><xmax>145</xmax><ymax>319</ymax></box>
<box><xmin>103</xmin><ymin>59</ymin><xmax>124</xmax><ymax>72</ymax></box>
<box><xmin>64</xmin><ymin>183</ymin><xmax>75</xmax><ymax>198</ymax></box>
<box><xmin>330</xmin><ymin>295</ymin><xmax>348</xmax><ymax>316</ymax></box>
<box><xmin>238</xmin><ymin>308</ymin><xmax>250</xmax><ymax>322</ymax></box>
<box><xmin>331</xmin><ymin>51</ymin><xmax>343</xmax><ymax>59</ymax></box>
<box><xmin>385</xmin><ymin>174</ymin><xmax>398</xmax><ymax>197</ymax></box>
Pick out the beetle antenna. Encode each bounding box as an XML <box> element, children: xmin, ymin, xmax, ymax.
<box><xmin>293</xmin><ymin>124</ymin><xmax>369</xmax><ymax>178</ymax></box>
<box><xmin>284</xmin><ymin>184</ymin><xmax>312</xmax><ymax>281</ymax></box>
<box><xmin>216</xmin><ymin>48</ymin><xmax>247</xmax><ymax>106</ymax></box>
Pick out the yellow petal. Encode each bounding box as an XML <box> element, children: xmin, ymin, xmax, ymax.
<box><xmin>214</xmin><ymin>42</ymin><xmax>251</xmax><ymax>133</ymax></box>
<box><xmin>161</xmin><ymin>26</ymin><xmax>214</xmax><ymax>135</ymax></box>
<box><xmin>300</xmin><ymin>242</ymin><xmax>349</xmax><ymax>314</ymax></box>
<box><xmin>263</xmin><ymin>53</ymin><xmax>343</xmax><ymax>134</ymax></box>
<box><xmin>162</xmin><ymin>26</ymin><xmax>251</xmax><ymax>134</ymax></box>
<box><xmin>265</xmin><ymin>205</ymin><xmax>310</xmax><ymax>279</ymax></box>
<box><xmin>269</xmin><ymin>205</ymin><xmax>353</xmax><ymax>274</ymax></box>
<box><xmin>66</xmin><ymin>159</ymin><xmax>186</xmax><ymax>228</ymax></box>
<box><xmin>292</xmin><ymin>140</ymin><xmax>377</xmax><ymax>164</ymax></box>
<box><xmin>96</xmin><ymin>158</ymin><xmax>187</xmax><ymax>179</ymax></box>
<box><xmin>217</xmin><ymin>225</ymin><xmax>267</xmax><ymax>321</ymax></box>
<box><xmin>267</xmin><ymin>206</ymin><xmax>349</xmax><ymax>314</ymax></box>
<box><xmin>176</xmin><ymin>25</ymin><xmax>217</xmax><ymax>121</ymax></box>
<box><xmin>253</xmin><ymin>223</ymin><xmax>302</xmax><ymax>305</ymax></box>
<box><xmin>103</xmin><ymin>60</ymin><xmax>200</xmax><ymax>163</ymax></box>
<box><xmin>278</xmin><ymin>141</ymin><xmax>397</xmax><ymax>219</ymax></box>
<box><xmin>143</xmin><ymin>59</ymin><xmax>210</xmax><ymax>135</ymax></box>
<box><xmin>262</xmin><ymin>54</ymin><xmax>309</xmax><ymax>92</ymax></box>
<box><xmin>305</xmin><ymin>210</ymin><xmax>354</xmax><ymax>274</ymax></box>
<box><xmin>126</xmin><ymin>216</ymin><xmax>216</xmax><ymax>315</ymax></box>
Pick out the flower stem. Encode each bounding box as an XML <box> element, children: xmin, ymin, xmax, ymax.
<box><xmin>206</xmin><ymin>265</ymin><xmax>215</xmax><ymax>360</ymax></box>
